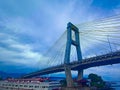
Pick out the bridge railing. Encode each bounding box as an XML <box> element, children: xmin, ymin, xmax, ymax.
<box><xmin>70</xmin><ymin>50</ymin><xmax>120</xmax><ymax>65</ymax></box>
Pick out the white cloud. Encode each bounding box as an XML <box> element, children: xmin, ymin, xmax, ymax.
<box><xmin>0</xmin><ymin>31</ymin><xmax>50</xmax><ymax>70</ymax></box>
<box><xmin>84</xmin><ymin>64</ymin><xmax>120</xmax><ymax>81</ymax></box>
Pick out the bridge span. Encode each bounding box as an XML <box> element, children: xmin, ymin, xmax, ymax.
<box><xmin>22</xmin><ymin>50</ymin><xmax>120</xmax><ymax>78</ymax></box>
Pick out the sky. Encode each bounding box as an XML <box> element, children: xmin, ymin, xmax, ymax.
<box><xmin>0</xmin><ymin>0</ymin><xmax>120</xmax><ymax>81</ymax></box>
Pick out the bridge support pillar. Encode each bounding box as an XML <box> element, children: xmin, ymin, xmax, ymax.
<box><xmin>64</xmin><ymin>22</ymin><xmax>83</xmax><ymax>87</ymax></box>
<box><xmin>77</xmin><ymin>70</ymin><xmax>83</xmax><ymax>80</ymax></box>
<box><xmin>64</xmin><ymin>65</ymin><xmax>74</xmax><ymax>87</ymax></box>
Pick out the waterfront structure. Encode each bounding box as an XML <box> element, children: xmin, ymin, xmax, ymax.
<box><xmin>0</xmin><ymin>78</ymin><xmax>60</xmax><ymax>90</ymax></box>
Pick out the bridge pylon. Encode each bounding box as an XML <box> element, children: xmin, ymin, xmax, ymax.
<box><xmin>64</xmin><ymin>22</ymin><xmax>83</xmax><ymax>87</ymax></box>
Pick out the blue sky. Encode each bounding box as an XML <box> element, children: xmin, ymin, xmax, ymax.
<box><xmin>0</xmin><ymin>0</ymin><xmax>120</xmax><ymax>81</ymax></box>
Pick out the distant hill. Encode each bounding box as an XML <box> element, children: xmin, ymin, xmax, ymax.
<box><xmin>0</xmin><ymin>71</ymin><xmax>25</xmax><ymax>79</ymax></box>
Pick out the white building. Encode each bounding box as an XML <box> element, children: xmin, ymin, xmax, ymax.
<box><xmin>0</xmin><ymin>78</ymin><xmax>61</xmax><ymax>90</ymax></box>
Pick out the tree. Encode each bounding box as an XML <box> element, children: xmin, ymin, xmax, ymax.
<box><xmin>60</xmin><ymin>79</ymin><xmax>67</xmax><ymax>87</ymax></box>
<box><xmin>0</xmin><ymin>76</ymin><xmax>2</xmax><ymax>80</ymax></box>
<box><xmin>88</xmin><ymin>73</ymin><xmax>105</xmax><ymax>88</ymax></box>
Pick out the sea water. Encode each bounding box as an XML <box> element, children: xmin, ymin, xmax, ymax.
<box><xmin>111</xmin><ymin>81</ymin><xmax>120</xmax><ymax>90</ymax></box>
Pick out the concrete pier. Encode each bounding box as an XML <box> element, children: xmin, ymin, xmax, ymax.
<box><xmin>64</xmin><ymin>65</ymin><xmax>74</xmax><ymax>87</ymax></box>
<box><xmin>77</xmin><ymin>70</ymin><xmax>83</xmax><ymax>80</ymax></box>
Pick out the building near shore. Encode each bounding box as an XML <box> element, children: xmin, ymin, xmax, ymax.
<box><xmin>0</xmin><ymin>78</ymin><xmax>61</xmax><ymax>90</ymax></box>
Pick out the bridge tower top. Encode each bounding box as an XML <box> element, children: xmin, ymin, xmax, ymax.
<box><xmin>64</xmin><ymin>22</ymin><xmax>82</xmax><ymax>64</ymax></box>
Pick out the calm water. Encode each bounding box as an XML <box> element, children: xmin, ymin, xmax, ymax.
<box><xmin>111</xmin><ymin>81</ymin><xmax>120</xmax><ymax>90</ymax></box>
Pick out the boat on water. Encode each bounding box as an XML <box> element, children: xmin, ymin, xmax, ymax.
<box><xmin>0</xmin><ymin>78</ymin><xmax>61</xmax><ymax>90</ymax></box>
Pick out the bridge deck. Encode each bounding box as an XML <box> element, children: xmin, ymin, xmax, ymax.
<box><xmin>22</xmin><ymin>51</ymin><xmax>120</xmax><ymax>78</ymax></box>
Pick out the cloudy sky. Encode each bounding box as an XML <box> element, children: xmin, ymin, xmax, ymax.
<box><xmin>0</xmin><ymin>0</ymin><xmax>120</xmax><ymax>80</ymax></box>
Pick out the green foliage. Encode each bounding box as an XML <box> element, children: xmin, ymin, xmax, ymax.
<box><xmin>60</xmin><ymin>79</ymin><xmax>67</xmax><ymax>87</ymax></box>
<box><xmin>0</xmin><ymin>76</ymin><xmax>2</xmax><ymax>80</ymax></box>
<box><xmin>88</xmin><ymin>73</ymin><xmax>105</xmax><ymax>88</ymax></box>
<box><xmin>88</xmin><ymin>73</ymin><xmax>103</xmax><ymax>82</ymax></box>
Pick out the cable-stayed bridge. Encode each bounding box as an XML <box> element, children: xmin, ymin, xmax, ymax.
<box><xmin>22</xmin><ymin>15</ymin><xmax>120</xmax><ymax>87</ymax></box>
